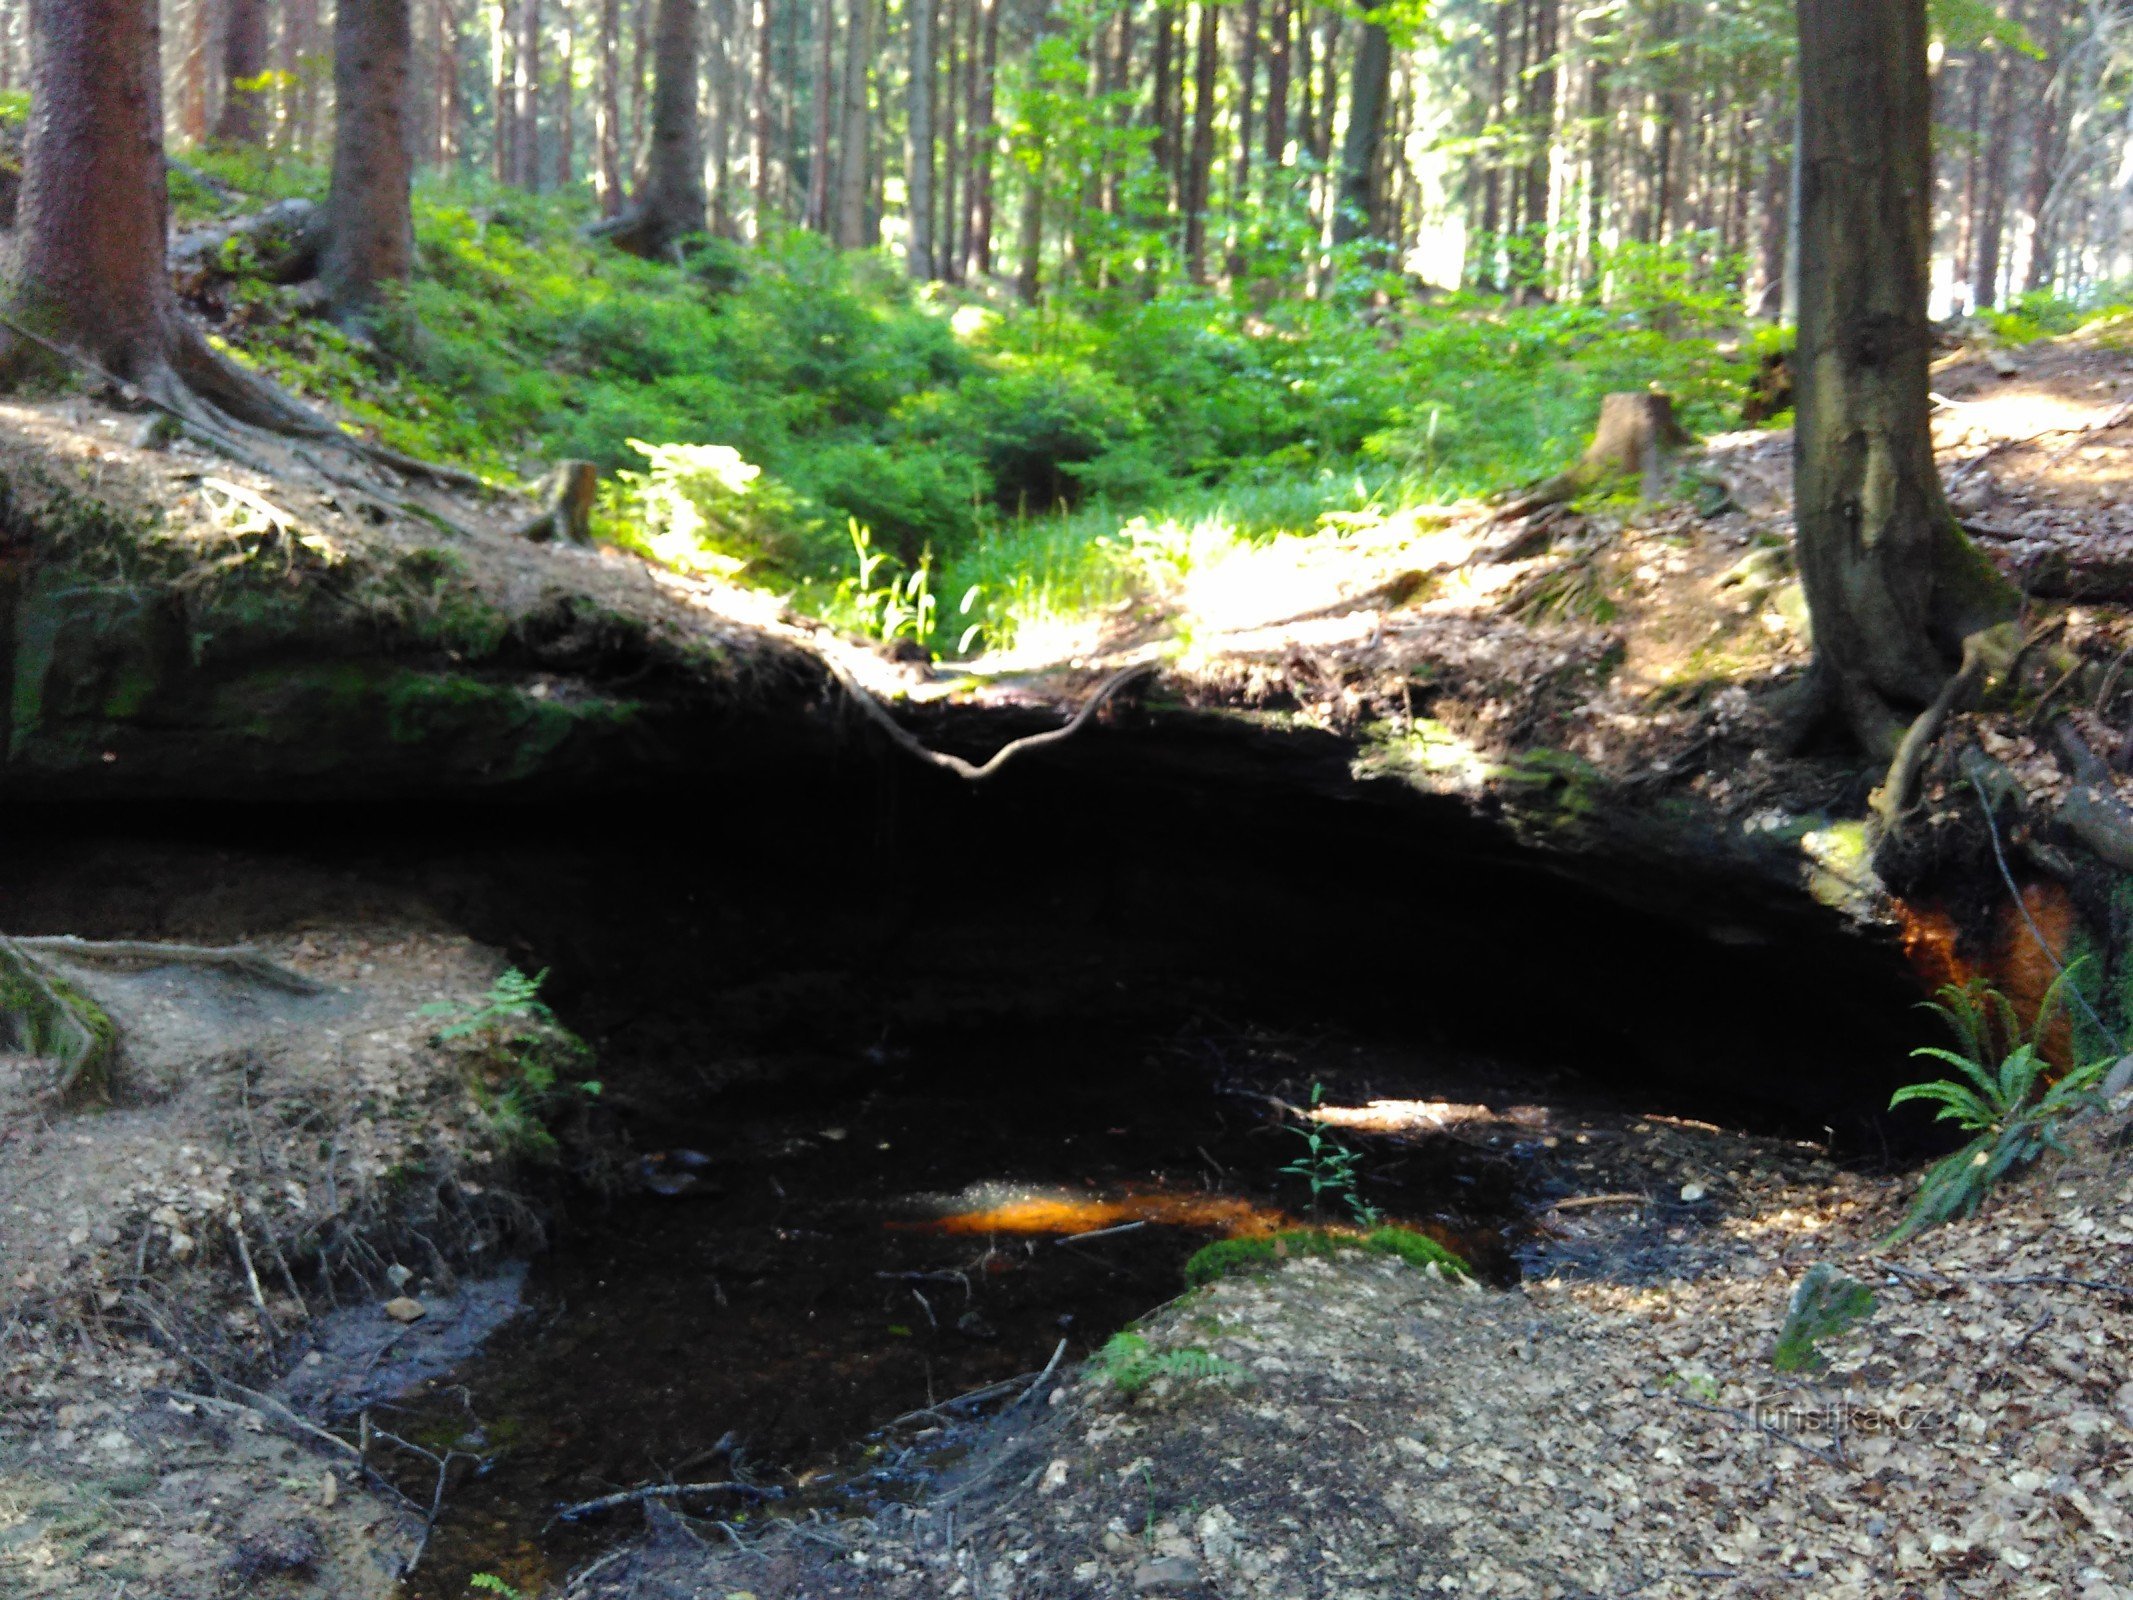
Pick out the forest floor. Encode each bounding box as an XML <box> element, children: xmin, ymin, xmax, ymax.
<box><xmin>2</xmin><ymin>325</ymin><xmax>2132</xmax><ymax>1598</ymax></box>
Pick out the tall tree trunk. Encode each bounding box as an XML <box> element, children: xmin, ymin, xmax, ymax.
<box><xmin>556</xmin><ymin>17</ymin><xmax>575</xmax><ymax>188</ymax></box>
<box><xmin>1228</xmin><ymin>0</ymin><xmax>1258</xmax><ymax>270</ymax></box>
<box><xmin>907</xmin><ymin>0</ymin><xmax>935</xmax><ymax>276</ymax></box>
<box><xmin>1971</xmin><ymin>47</ymin><xmax>2015</xmax><ymax>309</ymax></box>
<box><xmin>752</xmin><ymin>0</ymin><xmax>776</xmax><ymax>224</ymax></box>
<box><xmin>628</xmin><ymin>0</ymin><xmax>650</xmax><ymax>170</ymax></box>
<box><xmin>491</xmin><ymin>0</ymin><xmax>515</xmax><ymax>180</ymax></box>
<box><xmin>963</xmin><ymin>0</ymin><xmax>997</xmax><ymax>276</ymax></box>
<box><xmin>1263</xmin><ymin>0</ymin><xmax>1288</xmax><ymax>168</ymax></box>
<box><xmin>321</xmin><ymin>0</ymin><xmax>416</xmax><ymax>327</ymax></box>
<box><xmin>940</xmin><ymin>0</ymin><xmax>963</xmax><ymax>268</ymax></box>
<box><xmin>833</xmin><ymin>0</ymin><xmax>872</xmax><ymax>246</ymax></box>
<box><xmin>603</xmin><ymin>0</ymin><xmax>707</xmax><ymax>254</ymax></box>
<box><xmin>1150</xmin><ymin>0</ymin><xmax>1178</xmax><ymax>210</ymax></box>
<box><xmin>1182</xmin><ymin>0</ymin><xmax>1216</xmax><ymax>279</ymax></box>
<box><xmin>596</xmin><ymin>0</ymin><xmax>623</xmax><ymax>209</ymax></box>
<box><xmin>2021</xmin><ymin>0</ymin><xmax>2062</xmax><ymax>291</ymax></box>
<box><xmin>1520</xmin><ymin>0</ymin><xmax>1556</xmax><ymax>282</ymax></box>
<box><xmin>283</xmin><ymin>0</ymin><xmax>322</xmax><ymax>156</ymax></box>
<box><xmin>1016</xmin><ymin>136</ymin><xmax>1043</xmax><ymax>299</ymax></box>
<box><xmin>513</xmin><ymin>0</ymin><xmax>541</xmax><ymax>186</ymax></box>
<box><xmin>805</xmin><ymin>0</ymin><xmax>834</xmax><ymax>230</ymax></box>
<box><xmin>437</xmin><ymin>0</ymin><xmax>464</xmax><ymax>166</ymax></box>
<box><xmin>1793</xmin><ymin>0</ymin><xmax>2013</xmax><ymax>757</ymax></box>
<box><xmin>1330</xmin><ymin>19</ymin><xmax>1389</xmax><ymax>245</ymax></box>
<box><xmin>1752</xmin><ymin>95</ymin><xmax>1787</xmax><ymax>315</ymax></box>
<box><xmin>216</xmin><ymin>0</ymin><xmax>271</xmax><ymax>143</ymax></box>
<box><xmin>1581</xmin><ymin>39</ymin><xmax>1607</xmax><ymax>291</ymax></box>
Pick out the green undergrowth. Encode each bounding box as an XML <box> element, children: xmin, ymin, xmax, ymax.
<box><xmin>177</xmin><ymin>152</ymin><xmax>1768</xmax><ymax>656</ymax></box>
<box><xmin>1183</xmin><ymin>1225</ymin><xmax>1472</xmax><ymax>1287</ymax></box>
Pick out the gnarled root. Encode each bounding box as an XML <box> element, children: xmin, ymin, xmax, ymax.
<box><xmin>0</xmin><ymin>938</ymin><xmax>116</xmax><ymax>1103</ymax></box>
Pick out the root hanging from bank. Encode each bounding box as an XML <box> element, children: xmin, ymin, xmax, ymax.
<box><xmin>826</xmin><ymin>659</ymin><xmax>1157</xmax><ymax>781</ymax></box>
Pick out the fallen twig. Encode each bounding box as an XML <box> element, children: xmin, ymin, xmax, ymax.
<box><xmin>550</xmin><ymin>1479</ymin><xmax>777</xmax><ymax>1526</ymax></box>
<box><xmin>825</xmin><ymin>657</ymin><xmax>1156</xmax><ymax>782</ymax></box>
<box><xmin>1015</xmin><ymin>1338</ymin><xmax>1070</xmax><ymax>1409</ymax></box>
<box><xmin>1056</xmin><ymin>1220</ymin><xmax>1147</xmax><ymax>1245</ymax></box>
<box><xmin>1548</xmin><ymin>1193</ymin><xmax>1651</xmax><ymax>1211</ymax></box>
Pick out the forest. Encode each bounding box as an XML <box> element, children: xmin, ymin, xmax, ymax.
<box><xmin>5</xmin><ymin>0</ymin><xmax>2133</xmax><ymax>1595</ymax></box>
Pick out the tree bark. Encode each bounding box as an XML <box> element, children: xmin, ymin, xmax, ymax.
<box><xmin>1330</xmin><ymin>19</ymin><xmax>1389</xmax><ymax>245</ymax></box>
<box><xmin>491</xmin><ymin>0</ymin><xmax>515</xmax><ymax>181</ymax></box>
<box><xmin>283</xmin><ymin>0</ymin><xmax>323</xmax><ymax>157</ymax></box>
<box><xmin>1971</xmin><ymin>47</ymin><xmax>2014</xmax><ymax>310</ymax></box>
<box><xmin>513</xmin><ymin>0</ymin><xmax>542</xmax><ymax>187</ymax></box>
<box><xmin>1793</xmin><ymin>0</ymin><xmax>2014</xmax><ymax>757</ymax></box>
<box><xmin>2022</xmin><ymin>0</ymin><xmax>2063</xmax><ymax>291</ymax></box>
<box><xmin>1263</xmin><ymin>0</ymin><xmax>1288</xmax><ymax>168</ymax></box>
<box><xmin>752</xmin><ymin>0</ymin><xmax>776</xmax><ymax>224</ymax></box>
<box><xmin>596</xmin><ymin>0</ymin><xmax>623</xmax><ymax>210</ymax></box>
<box><xmin>1519</xmin><ymin>0</ymin><xmax>1557</xmax><ymax>284</ymax></box>
<box><xmin>962</xmin><ymin>0</ymin><xmax>997</xmax><ymax>277</ymax></box>
<box><xmin>321</xmin><ymin>0</ymin><xmax>416</xmax><ymax>327</ymax></box>
<box><xmin>556</xmin><ymin>17</ymin><xmax>576</xmax><ymax>189</ymax></box>
<box><xmin>805</xmin><ymin>0</ymin><xmax>834</xmax><ymax>230</ymax></box>
<box><xmin>602</xmin><ymin>0</ymin><xmax>708</xmax><ymax>255</ymax></box>
<box><xmin>907</xmin><ymin>0</ymin><xmax>935</xmax><ymax>276</ymax></box>
<box><xmin>217</xmin><ymin>0</ymin><xmax>272</xmax><ymax>143</ymax></box>
<box><xmin>437</xmin><ymin>0</ymin><xmax>465</xmax><ymax>166</ymax></box>
<box><xmin>833</xmin><ymin>0</ymin><xmax>872</xmax><ymax>247</ymax></box>
<box><xmin>1182</xmin><ymin>0</ymin><xmax>1217</xmax><ymax>280</ymax></box>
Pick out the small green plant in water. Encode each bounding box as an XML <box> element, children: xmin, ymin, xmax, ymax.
<box><xmin>1280</xmin><ymin>1083</ymin><xmax>1381</xmax><ymax>1226</ymax></box>
<box><xmin>1887</xmin><ymin>965</ymin><xmax>2111</xmax><ymax>1243</ymax></box>
<box><xmin>421</xmin><ymin>968</ymin><xmax>601</xmax><ymax>1162</ymax></box>
<box><xmin>1091</xmin><ymin>1331</ymin><xmax>1241</xmax><ymax>1398</ymax></box>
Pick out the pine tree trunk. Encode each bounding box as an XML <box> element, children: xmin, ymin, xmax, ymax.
<box><xmin>752</xmin><ymin>0</ymin><xmax>776</xmax><ymax>223</ymax></box>
<box><xmin>1150</xmin><ymin>0</ymin><xmax>1177</xmax><ymax>211</ymax></box>
<box><xmin>604</xmin><ymin>0</ymin><xmax>707</xmax><ymax>254</ymax></box>
<box><xmin>1182</xmin><ymin>0</ymin><xmax>1216</xmax><ymax>280</ymax></box>
<box><xmin>805</xmin><ymin>0</ymin><xmax>834</xmax><ymax>230</ymax></box>
<box><xmin>596</xmin><ymin>0</ymin><xmax>623</xmax><ymax>210</ymax></box>
<box><xmin>1330</xmin><ymin>19</ymin><xmax>1388</xmax><ymax>245</ymax></box>
<box><xmin>284</xmin><ymin>0</ymin><xmax>323</xmax><ymax>157</ymax></box>
<box><xmin>833</xmin><ymin>0</ymin><xmax>872</xmax><ymax>247</ymax></box>
<box><xmin>1016</xmin><ymin>140</ymin><xmax>1043</xmax><ymax>300</ymax></box>
<box><xmin>492</xmin><ymin>0</ymin><xmax>515</xmax><ymax>180</ymax></box>
<box><xmin>321</xmin><ymin>0</ymin><xmax>416</xmax><ymax>326</ymax></box>
<box><xmin>1582</xmin><ymin>41</ymin><xmax>1608</xmax><ymax>291</ymax></box>
<box><xmin>1752</xmin><ymin>95</ymin><xmax>1788</xmax><ymax>316</ymax></box>
<box><xmin>1793</xmin><ymin>0</ymin><xmax>2013</xmax><ymax>757</ymax></box>
<box><xmin>514</xmin><ymin>0</ymin><xmax>542</xmax><ymax>186</ymax></box>
<box><xmin>217</xmin><ymin>0</ymin><xmax>272</xmax><ymax>143</ymax></box>
<box><xmin>438</xmin><ymin>0</ymin><xmax>465</xmax><ymax>166</ymax></box>
<box><xmin>1519</xmin><ymin>0</ymin><xmax>1556</xmax><ymax>283</ymax></box>
<box><xmin>1263</xmin><ymin>0</ymin><xmax>1288</xmax><ymax>168</ymax></box>
<box><xmin>2022</xmin><ymin>0</ymin><xmax>2062</xmax><ymax>291</ymax></box>
<box><xmin>1971</xmin><ymin>47</ymin><xmax>2014</xmax><ymax>309</ymax></box>
<box><xmin>907</xmin><ymin>0</ymin><xmax>935</xmax><ymax>276</ymax></box>
<box><xmin>556</xmin><ymin>19</ymin><xmax>576</xmax><ymax>188</ymax></box>
<box><xmin>940</xmin><ymin>0</ymin><xmax>963</xmax><ymax>268</ymax></box>
<box><xmin>963</xmin><ymin>0</ymin><xmax>997</xmax><ymax>276</ymax></box>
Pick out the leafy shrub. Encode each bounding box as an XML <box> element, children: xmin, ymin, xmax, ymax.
<box><xmin>1887</xmin><ymin>969</ymin><xmax>2110</xmax><ymax>1242</ymax></box>
<box><xmin>610</xmin><ymin>440</ymin><xmax>821</xmax><ymax>577</ymax></box>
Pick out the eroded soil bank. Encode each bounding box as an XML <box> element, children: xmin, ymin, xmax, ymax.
<box><xmin>0</xmin><ymin>749</ymin><xmax>1927</xmax><ymax>1599</ymax></box>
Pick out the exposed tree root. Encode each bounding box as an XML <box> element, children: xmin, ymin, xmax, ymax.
<box><xmin>0</xmin><ymin>936</ymin><xmax>115</xmax><ymax>1102</ymax></box>
<box><xmin>1871</xmin><ymin>628</ymin><xmax>1998</xmax><ymax>828</ymax></box>
<box><xmin>15</xmin><ymin>935</ymin><xmax>323</xmax><ymax>995</ymax></box>
<box><xmin>826</xmin><ymin>658</ymin><xmax>1157</xmax><ymax>781</ymax></box>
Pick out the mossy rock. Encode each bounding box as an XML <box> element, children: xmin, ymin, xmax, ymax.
<box><xmin>1183</xmin><ymin>1226</ymin><xmax>1470</xmax><ymax>1287</ymax></box>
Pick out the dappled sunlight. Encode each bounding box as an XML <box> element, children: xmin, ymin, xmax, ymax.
<box><xmin>1932</xmin><ymin>385</ymin><xmax>2114</xmax><ymax>445</ymax></box>
<box><xmin>1310</xmin><ymin>1097</ymin><xmax>1536</xmax><ymax>1133</ymax></box>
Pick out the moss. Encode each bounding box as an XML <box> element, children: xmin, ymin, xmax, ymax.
<box><xmin>0</xmin><ymin>946</ymin><xmax>117</xmax><ymax>1102</ymax></box>
<box><xmin>1182</xmin><ymin>1226</ymin><xmax>1470</xmax><ymax>1287</ymax></box>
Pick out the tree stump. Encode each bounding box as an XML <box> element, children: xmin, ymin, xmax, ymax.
<box><xmin>514</xmin><ymin>461</ymin><xmax>599</xmax><ymax>545</ymax></box>
<box><xmin>1579</xmin><ymin>391</ymin><xmax>1695</xmax><ymax>500</ymax></box>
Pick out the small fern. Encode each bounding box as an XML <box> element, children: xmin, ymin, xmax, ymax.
<box><xmin>1092</xmin><ymin>1331</ymin><xmax>1242</xmax><ymax>1398</ymax></box>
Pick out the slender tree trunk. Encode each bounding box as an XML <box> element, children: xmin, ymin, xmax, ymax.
<box><xmin>1263</xmin><ymin>0</ymin><xmax>1288</xmax><ymax>168</ymax></box>
<box><xmin>1016</xmin><ymin>138</ymin><xmax>1043</xmax><ymax>299</ymax></box>
<box><xmin>963</xmin><ymin>0</ymin><xmax>997</xmax><ymax>276</ymax></box>
<box><xmin>907</xmin><ymin>0</ymin><xmax>935</xmax><ymax>275</ymax></box>
<box><xmin>596</xmin><ymin>0</ymin><xmax>623</xmax><ymax>209</ymax></box>
<box><xmin>805</xmin><ymin>0</ymin><xmax>833</xmax><ymax>230</ymax></box>
<box><xmin>1581</xmin><ymin>39</ymin><xmax>1607</xmax><ymax>290</ymax></box>
<box><xmin>1182</xmin><ymin>0</ymin><xmax>1216</xmax><ymax>279</ymax></box>
<box><xmin>217</xmin><ymin>0</ymin><xmax>272</xmax><ymax>142</ymax></box>
<box><xmin>940</xmin><ymin>0</ymin><xmax>963</xmax><ymax>269</ymax></box>
<box><xmin>437</xmin><ymin>0</ymin><xmax>464</xmax><ymax>166</ymax></box>
<box><xmin>283</xmin><ymin>0</ymin><xmax>322</xmax><ymax>156</ymax></box>
<box><xmin>833</xmin><ymin>0</ymin><xmax>872</xmax><ymax>246</ymax></box>
<box><xmin>2022</xmin><ymin>0</ymin><xmax>2062</xmax><ymax>291</ymax></box>
<box><xmin>513</xmin><ymin>0</ymin><xmax>541</xmax><ymax>186</ymax></box>
<box><xmin>1228</xmin><ymin>0</ymin><xmax>1258</xmax><ymax>270</ymax></box>
<box><xmin>1793</xmin><ymin>0</ymin><xmax>2013</xmax><ymax>757</ymax></box>
<box><xmin>1971</xmin><ymin>47</ymin><xmax>2014</xmax><ymax>309</ymax></box>
<box><xmin>1150</xmin><ymin>0</ymin><xmax>1178</xmax><ymax>210</ymax></box>
<box><xmin>750</xmin><ymin>0</ymin><xmax>775</xmax><ymax>223</ymax></box>
<box><xmin>491</xmin><ymin>0</ymin><xmax>515</xmax><ymax>179</ymax></box>
<box><xmin>1752</xmin><ymin>95</ymin><xmax>1788</xmax><ymax>315</ymax></box>
<box><xmin>1331</xmin><ymin>19</ymin><xmax>1389</xmax><ymax>245</ymax></box>
<box><xmin>556</xmin><ymin>17</ymin><xmax>575</xmax><ymax>188</ymax></box>
<box><xmin>321</xmin><ymin>0</ymin><xmax>416</xmax><ymax>326</ymax></box>
<box><xmin>1520</xmin><ymin>0</ymin><xmax>1556</xmax><ymax>281</ymax></box>
<box><xmin>628</xmin><ymin>0</ymin><xmax>650</xmax><ymax>170</ymax></box>
<box><xmin>604</xmin><ymin>0</ymin><xmax>707</xmax><ymax>253</ymax></box>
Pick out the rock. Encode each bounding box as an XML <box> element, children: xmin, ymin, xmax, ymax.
<box><xmin>1131</xmin><ymin>1555</ymin><xmax>1202</xmax><ymax>1592</ymax></box>
<box><xmin>385</xmin><ymin>1263</ymin><xmax>413</xmax><ymax>1290</ymax></box>
<box><xmin>382</xmin><ymin>1296</ymin><xmax>427</xmax><ymax>1323</ymax></box>
<box><xmin>1680</xmin><ymin>1182</ymin><xmax>1707</xmax><ymax>1202</ymax></box>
